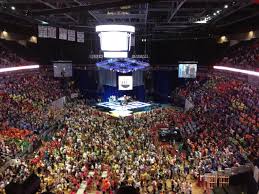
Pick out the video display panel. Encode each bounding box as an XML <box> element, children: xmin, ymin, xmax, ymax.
<box><xmin>178</xmin><ymin>64</ymin><xmax>197</xmax><ymax>78</ymax></box>
<box><xmin>118</xmin><ymin>76</ymin><xmax>133</xmax><ymax>90</ymax></box>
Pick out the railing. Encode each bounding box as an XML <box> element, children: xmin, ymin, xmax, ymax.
<box><xmin>202</xmin><ymin>163</ymin><xmax>254</xmax><ymax>193</ymax></box>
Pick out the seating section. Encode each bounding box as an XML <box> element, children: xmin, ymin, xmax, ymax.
<box><xmin>0</xmin><ymin>73</ymin><xmax>67</xmax><ymax>131</ymax></box>
<box><xmin>0</xmin><ymin>40</ymin><xmax>35</xmax><ymax>68</ymax></box>
<box><xmin>216</xmin><ymin>39</ymin><xmax>259</xmax><ymax>70</ymax></box>
<box><xmin>0</xmin><ymin>39</ymin><xmax>258</xmax><ymax>194</ymax></box>
<box><xmin>178</xmin><ymin>75</ymin><xmax>259</xmax><ymax>167</ymax></box>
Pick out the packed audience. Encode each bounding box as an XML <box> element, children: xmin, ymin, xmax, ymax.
<box><xmin>0</xmin><ymin>60</ymin><xmax>258</xmax><ymax>193</ymax></box>
<box><xmin>0</xmin><ymin>72</ymin><xmax>258</xmax><ymax>193</ymax></box>
<box><xmin>216</xmin><ymin>38</ymin><xmax>259</xmax><ymax>70</ymax></box>
<box><xmin>1</xmin><ymin>99</ymin><xmax>194</xmax><ymax>194</ymax></box>
<box><xmin>0</xmin><ymin>43</ymin><xmax>34</xmax><ymax>68</ymax></box>
<box><xmin>0</xmin><ymin>72</ymin><xmax>71</xmax><ymax>170</ymax></box>
<box><xmin>178</xmin><ymin>75</ymin><xmax>258</xmax><ymax>167</ymax></box>
<box><xmin>0</xmin><ymin>73</ymin><xmax>67</xmax><ymax>131</ymax></box>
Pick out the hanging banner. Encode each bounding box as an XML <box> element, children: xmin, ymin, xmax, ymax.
<box><xmin>68</xmin><ymin>30</ymin><xmax>76</xmax><ymax>41</ymax></box>
<box><xmin>59</xmin><ymin>28</ymin><xmax>68</xmax><ymax>40</ymax></box>
<box><xmin>38</xmin><ymin>25</ymin><xmax>48</xmax><ymax>38</ymax></box>
<box><xmin>47</xmin><ymin>26</ymin><xmax>56</xmax><ymax>39</ymax></box>
<box><xmin>77</xmin><ymin>31</ymin><xmax>84</xmax><ymax>43</ymax></box>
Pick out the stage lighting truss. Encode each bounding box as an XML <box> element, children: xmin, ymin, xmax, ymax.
<box><xmin>96</xmin><ymin>58</ymin><xmax>149</xmax><ymax>73</ymax></box>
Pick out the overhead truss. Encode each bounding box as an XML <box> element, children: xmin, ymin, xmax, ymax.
<box><xmin>0</xmin><ymin>0</ymin><xmax>258</xmax><ymax>39</ymax></box>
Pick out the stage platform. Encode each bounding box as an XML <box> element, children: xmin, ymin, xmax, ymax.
<box><xmin>96</xmin><ymin>101</ymin><xmax>154</xmax><ymax>117</ymax></box>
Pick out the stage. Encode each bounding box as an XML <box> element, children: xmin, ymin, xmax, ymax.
<box><xmin>96</xmin><ymin>101</ymin><xmax>154</xmax><ymax>117</ymax></box>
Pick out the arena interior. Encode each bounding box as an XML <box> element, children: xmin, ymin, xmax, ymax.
<box><xmin>0</xmin><ymin>0</ymin><xmax>259</xmax><ymax>194</ymax></box>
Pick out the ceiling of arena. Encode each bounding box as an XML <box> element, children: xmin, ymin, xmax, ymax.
<box><xmin>0</xmin><ymin>0</ymin><xmax>258</xmax><ymax>39</ymax></box>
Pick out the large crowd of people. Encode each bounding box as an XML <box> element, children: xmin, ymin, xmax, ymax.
<box><xmin>0</xmin><ymin>38</ymin><xmax>258</xmax><ymax>194</ymax></box>
<box><xmin>216</xmin><ymin>38</ymin><xmax>259</xmax><ymax>70</ymax></box>
<box><xmin>0</xmin><ymin>42</ymin><xmax>34</xmax><ymax>68</ymax></box>
<box><xmin>1</xmin><ymin>97</ymin><xmax>195</xmax><ymax>193</ymax></box>
<box><xmin>178</xmin><ymin>75</ymin><xmax>258</xmax><ymax>167</ymax></box>
<box><xmin>0</xmin><ymin>72</ymin><xmax>68</xmax><ymax>131</ymax></box>
<box><xmin>0</xmin><ymin>71</ymin><xmax>71</xmax><ymax>170</ymax></box>
<box><xmin>0</xmin><ymin>72</ymin><xmax>258</xmax><ymax>194</ymax></box>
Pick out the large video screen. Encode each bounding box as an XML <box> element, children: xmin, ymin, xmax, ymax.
<box><xmin>53</xmin><ymin>61</ymin><xmax>72</xmax><ymax>77</ymax></box>
<box><xmin>178</xmin><ymin>64</ymin><xmax>197</xmax><ymax>78</ymax></box>
<box><xmin>118</xmin><ymin>76</ymin><xmax>133</xmax><ymax>91</ymax></box>
<box><xmin>100</xmin><ymin>32</ymin><xmax>130</xmax><ymax>52</ymax></box>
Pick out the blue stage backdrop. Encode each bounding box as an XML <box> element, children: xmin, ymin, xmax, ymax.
<box><xmin>73</xmin><ymin>68</ymin><xmax>145</xmax><ymax>101</ymax></box>
<box><xmin>73</xmin><ymin>68</ymin><xmax>188</xmax><ymax>103</ymax></box>
<box><xmin>100</xmin><ymin>70</ymin><xmax>145</xmax><ymax>102</ymax></box>
<box><xmin>73</xmin><ymin>69</ymin><xmax>100</xmax><ymax>98</ymax></box>
<box><xmin>152</xmin><ymin>70</ymin><xmax>179</xmax><ymax>103</ymax></box>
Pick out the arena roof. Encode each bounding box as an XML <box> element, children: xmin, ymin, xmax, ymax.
<box><xmin>0</xmin><ymin>0</ymin><xmax>258</xmax><ymax>39</ymax></box>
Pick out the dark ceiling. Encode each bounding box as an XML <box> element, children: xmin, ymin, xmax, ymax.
<box><xmin>0</xmin><ymin>0</ymin><xmax>258</xmax><ymax>39</ymax></box>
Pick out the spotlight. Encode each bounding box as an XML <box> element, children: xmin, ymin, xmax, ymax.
<box><xmin>217</xmin><ymin>10</ymin><xmax>220</xmax><ymax>14</ymax></box>
<box><xmin>2</xmin><ymin>30</ymin><xmax>8</xmax><ymax>36</ymax></box>
<box><xmin>224</xmin><ymin>5</ymin><xmax>228</xmax><ymax>9</ymax></box>
<box><xmin>41</xmin><ymin>21</ymin><xmax>48</xmax><ymax>25</ymax></box>
<box><xmin>214</xmin><ymin>66</ymin><xmax>259</xmax><ymax>77</ymax></box>
<box><xmin>11</xmin><ymin>6</ymin><xmax>15</xmax><ymax>10</ymax></box>
<box><xmin>213</xmin><ymin>12</ymin><xmax>217</xmax><ymax>16</ymax></box>
<box><xmin>248</xmin><ymin>31</ymin><xmax>255</xmax><ymax>39</ymax></box>
<box><xmin>0</xmin><ymin>65</ymin><xmax>40</xmax><ymax>73</ymax></box>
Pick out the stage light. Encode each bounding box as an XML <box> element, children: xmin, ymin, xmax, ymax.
<box><xmin>221</xmin><ymin>35</ymin><xmax>227</xmax><ymax>40</ymax></box>
<box><xmin>194</xmin><ymin>20</ymin><xmax>207</xmax><ymax>24</ymax></box>
<box><xmin>213</xmin><ymin>12</ymin><xmax>217</xmax><ymax>16</ymax></box>
<box><xmin>248</xmin><ymin>31</ymin><xmax>255</xmax><ymax>39</ymax></box>
<box><xmin>224</xmin><ymin>4</ymin><xmax>229</xmax><ymax>8</ymax></box>
<box><xmin>194</xmin><ymin>16</ymin><xmax>212</xmax><ymax>24</ymax></box>
<box><xmin>11</xmin><ymin>6</ymin><xmax>15</xmax><ymax>10</ymax></box>
<box><xmin>213</xmin><ymin>66</ymin><xmax>259</xmax><ymax>77</ymax></box>
<box><xmin>41</xmin><ymin>21</ymin><xmax>48</xmax><ymax>25</ymax></box>
<box><xmin>219</xmin><ymin>36</ymin><xmax>228</xmax><ymax>43</ymax></box>
<box><xmin>217</xmin><ymin>10</ymin><xmax>221</xmax><ymax>14</ymax></box>
<box><xmin>104</xmin><ymin>52</ymin><xmax>128</xmax><ymax>58</ymax></box>
<box><xmin>2</xmin><ymin>30</ymin><xmax>8</xmax><ymax>39</ymax></box>
<box><xmin>0</xmin><ymin>65</ymin><xmax>40</xmax><ymax>73</ymax></box>
<box><xmin>30</xmin><ymin>36</ymin><xmax>37</xmax><ymax>43</ymax></box>
<box><xmin>194</xmin><ymin>18</ymin><xmax>207</xmax><ymax>24</ymax></box>
<box><xmin>96</xmin><ymin>58</ymin><xmax>149</xmax><ymax>73</ymax></box>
